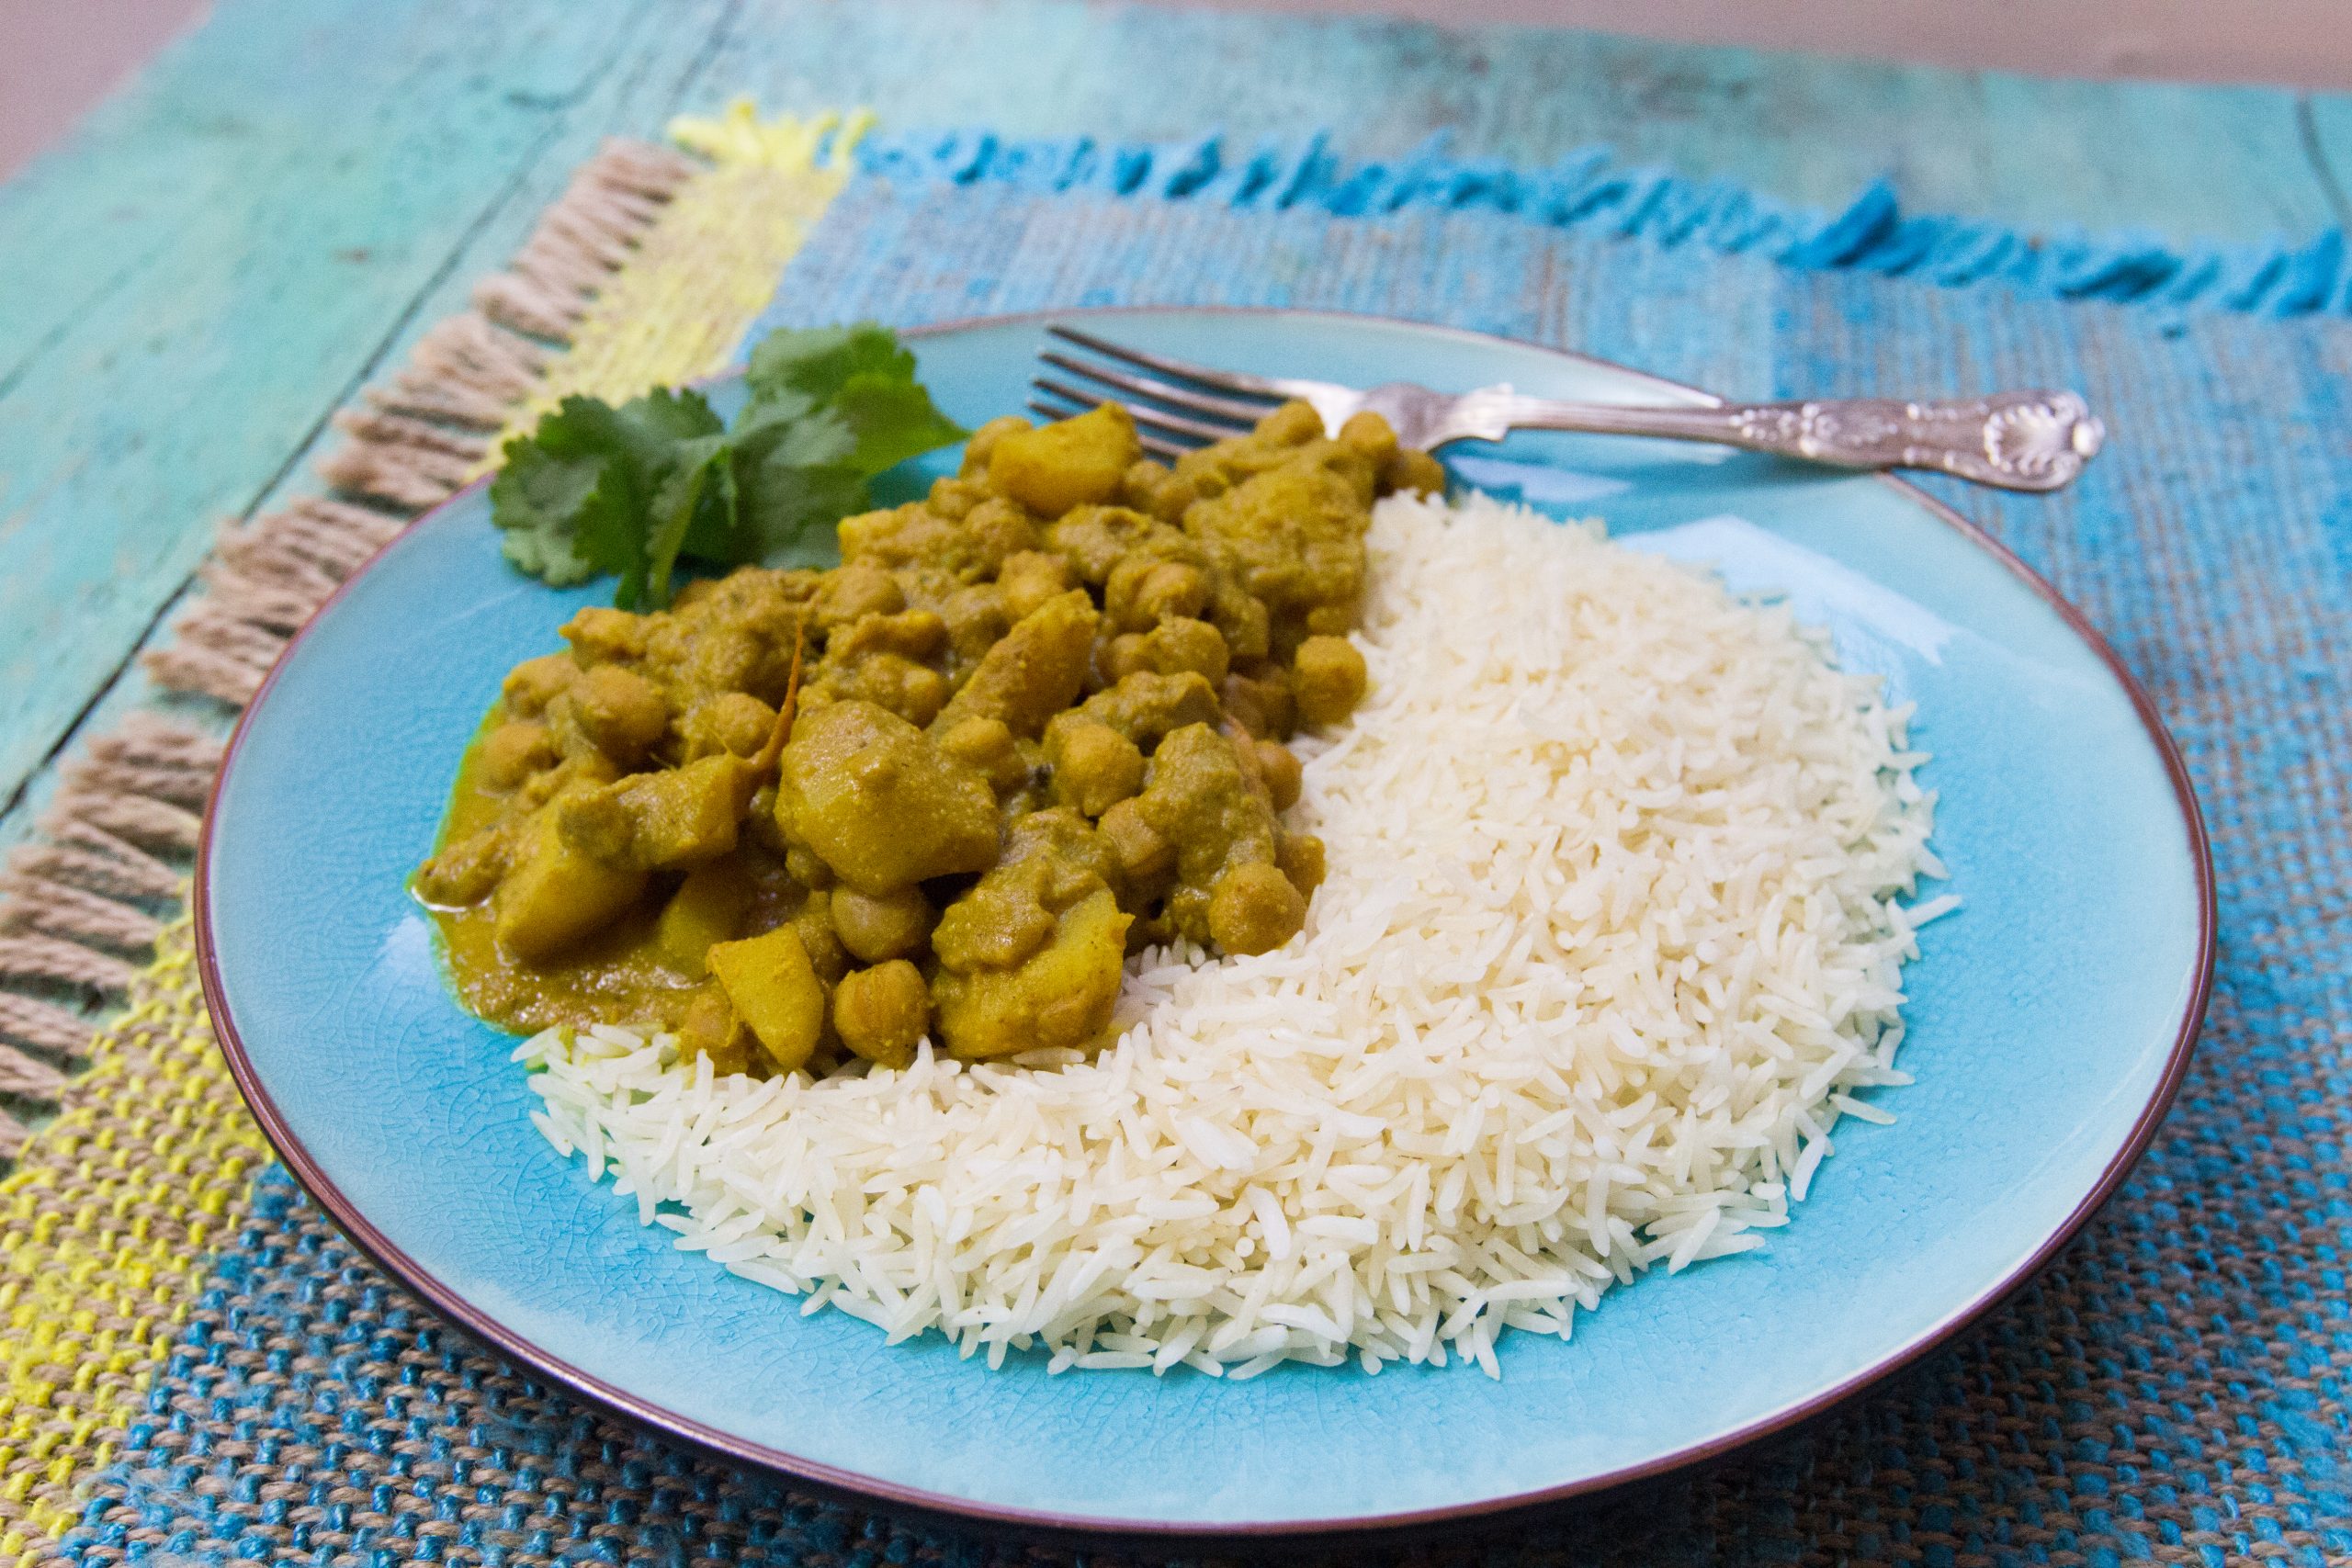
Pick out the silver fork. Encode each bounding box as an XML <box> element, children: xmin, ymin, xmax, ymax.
<box><xmin>1033</xmin><ymin>324</ymin><xmax>2105</xmax><ymax>493</ymax></box>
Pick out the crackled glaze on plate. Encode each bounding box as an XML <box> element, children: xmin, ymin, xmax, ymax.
<box><xmin>198</xmin><ymin>310</ymin><xmax>2211</xmax><ymax>1538</ymax></box>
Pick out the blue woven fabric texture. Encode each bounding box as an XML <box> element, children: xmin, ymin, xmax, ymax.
<box><xmin>848</xmin><ymin>126</ymin><xmax>2352</xmax><ymax>319</ymax></box>
<box><xmin>65</xmin><ymin>165</ymin><xmax>2352</xmax><ymax>1567</ymax></box>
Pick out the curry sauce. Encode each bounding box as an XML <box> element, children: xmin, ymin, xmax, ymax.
<box><xmin>417</xmin><ymin>398</ymin><xmax>1443</xmax><ymax>1077</ymax></box>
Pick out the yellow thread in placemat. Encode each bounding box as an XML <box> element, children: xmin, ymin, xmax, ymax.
<box><xmin>491</xmin><ymin>103</ymin><xmax>873</xmax><ymax>446</ymax></box>
<box><xmin>0</xmin><ymin>110</ymin><xmax>863</xmax><ymax>1564</ymax></box>
<box><xmin>0</xmin><ymin>919</ymin><xmax>268</xmax><ymax>1560</ymax></box>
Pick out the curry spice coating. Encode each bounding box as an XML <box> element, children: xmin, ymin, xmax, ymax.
<box><xmin>416</xmin><ymin>400</ymin><xmax>1441</xmax><ymax>1074</ymax></box>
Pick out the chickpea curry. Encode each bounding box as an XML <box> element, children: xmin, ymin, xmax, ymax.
<box><xmin>415</xmin><ymin>399</ymin><xmax>1444</xmax><ymax>1077</ymax></box>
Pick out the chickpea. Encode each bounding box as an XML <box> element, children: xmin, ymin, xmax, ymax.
<box><xmin>958</xmin><ymin>414</ymin><xmax>1033</xmax><ymax>479</ymax></box>
<box><xmin>1222</xmin><ymin>666</ymin><xmax>1295</xmax><ymax>740</ymax></box>
<box><xmin>832</xmin><ymin>609</ymin><xmax>948</xmax><ymax>662</ymax></box>
<box><xmin>816</xmin><ymin>563</ymin><xmax>903</xmax><ymax>627</ymax></box>
<box><xmin>1046</xmin><ymin>716</ymin><xmax>1145</xmax><ymax>818</ymax></box>
<box><xmin>1140</xmin><ymin>562</ymin><xmax>1207</xmax><ymax>624</ymax></box>
<box><xmin>1118</xmin><ymin>458</ymin><xmax>1196</xmax><ymax>525</ymax></box>
<box><xmin>854</xmin><ymin>653</ymin><xmax>948</xmax><ymax>728</ymax></box>
<box><xmin>414</xmin><ymin>824</ymin><xmax>510</xmax><ymax>907</ymax></box>
<box><xmin>1385</xmin><ymin>446</ymin><xmax>1448</xmax><ymax>497</ymax></box>
<box><xmin>500</xmin><ymin>653</ymin><xmax>576</xmax><ymax>717</ymax></box>
<box><xmin>571</xmin><ymin>664</ymin><xmax>669</xmax><ymax>762</ymax></box>
<box><xmin>792</xmin><ymin>891</ymin><xmax>851</xmax><ymax>984</ymax></box>
<box><xmin>520</xmin><ymin>751</ymin><xmax>614</xmax><ymax>807</ymax></box>
<box><xmin>691</xmin><ymin>693</ymin><xmax>776</xmax><ymax>758</ymax></box>
<box><xmin>998</xmin><ymin>551</ymin><xmax>1074</xmax><ymax>622</ymax></box>
<box><xmin>478</xmin><ymin>720</ymin><xmax>554</xmax><ymax>789</ymax></box>
<box><xmin>561</xmin><ymin>606</ymin><xmax>648</xmax><ymax>663</ymax></box>
<box><xmin>1208</xmin><ymin>862</ymin><xmax>1306</xmax><ymax>955</ymax></box>
<box><xmin>936</xmin><ymin>715</ymin><xmax>1029</xmax><ymax>795</ymax></box>
<box><xmin>1145</xmin><ymin>616</ymin><xmax>1229</xmax><ymax>686</ymax></box>
<box><xmin>926</xmin><ymin>475</ymin><xmax>989</xmax><ymax>521</ymax></box>
<box><xmin>1292</xmin><ymin>636</ymin><xmax>1368</xmax><ymax>728</ymax></box>
<box><xmin>1277</xmin><ymin>831</ymin><xmax>1327</xmax><ymax>896</ymax></box>
<box><xmin>1338</xmin><ymin>410</ymin><xmax>1399</xmax><ymax>468</ymax></box>
<box><xmin>963</xmin><ymin>497</ymin><xmax>1045</xmax><ymax>561</ymax></box>
<box><xmin>831</xmin><ymin>885</ymin><xmax>935</xmax><ymax>964</ymax></box>
<box><xmin>833</xmin><ymin>961</ymin><xmax>933</xmax><ymax>1069</ymax></box>
<box><xmin>1254</xmin><ymin>400</ymin><xmax>1326</xmax><ymax>446</ymax></box>
<box><xmin>1102</xmin><ymin>631</ymin><xmax>1155</xmax><ymax>684</ymax></box>
<box><xmin>1097</xmin><ymin>797</ymin><xmax>1174</xmax><ymax>895</ymax></box>
<box><xmin>1208</xmin><ymin>580</ymin><xmax>1271</xmax><ymax>664</ymax></box>
<box><xmin>1106</xmin><ymin>558</ymin><xmax>1205</xmax><ymax>633</ymax></box>
<box><xmin>939</xmin><ymin>583</ymin><xmax>1012</xmax><ymax>665</ymax></box>
<box><xmin>677</xmin><ymin>983</ymin><xmax>760</xmax><ymax>1077</ymax></box>
<box><xmin>1253</xmin><ymin>738</ymin><xmax>1303</xmax><ymax>812</ymax></box>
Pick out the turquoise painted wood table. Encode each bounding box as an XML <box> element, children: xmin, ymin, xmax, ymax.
<box><xmin>1</xmin><ymin>0</ymin><xmax>2346</xmax><ymax>848</ymax></box>
<box><xmin>6</xmin><ymin>4</ymin><xmax>2352</xmax><ymax>1560</ymax></box>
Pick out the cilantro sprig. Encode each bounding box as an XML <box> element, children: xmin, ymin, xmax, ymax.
<box><xmin>489</xmin><ymin>324</ymin><xmax>966</xmax><ymax>609</ymax></box>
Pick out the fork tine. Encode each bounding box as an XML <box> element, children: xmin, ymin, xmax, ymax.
<box><xmin>1026</xmin><ymin>400</ymin><xmax>1191</xmax><ymax>462</ymax></box>
<box><xmin>1046</xmin><ymin>323</ymin><xmax>1291</xmax><ymax>401</ymax></box>
<box><xmin>1040</xmin><ymin>352</ymin><xmax>1268</xmax><ymax>432</ymax></box>
<box><xmin>1032</xmin><ymin>378</ymin><xmax>1230</xmax><ymax>446</ymax></box>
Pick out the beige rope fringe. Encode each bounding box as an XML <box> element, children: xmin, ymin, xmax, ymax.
<box><xmin>0</xmin><ymin>138</ymin><xmax>697</xmax><ymax>1145</ymax></box>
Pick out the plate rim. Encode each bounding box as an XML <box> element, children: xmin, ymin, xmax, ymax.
<box><xmin>192</xmin><ymin>304</ymin><xmax>2217</xmax><ymax>1540</ymax></box>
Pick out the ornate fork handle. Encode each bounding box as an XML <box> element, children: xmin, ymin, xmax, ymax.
<box><xmin>1492</xmin><ymin>390</ymin><xmax>2106</xmax><ymax>493</ymax></box>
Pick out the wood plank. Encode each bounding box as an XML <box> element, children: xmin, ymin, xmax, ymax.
<box><xmin>2302</xmin><ymin>93</ymin><xmax>2352</xmax><ymax>229</ymax></box>
<box><xmin>0</xmin><ymin>0</ymin><xmax>735</xmax><ymax>814</ymax></box>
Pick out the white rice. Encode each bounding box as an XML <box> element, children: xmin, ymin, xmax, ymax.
<box><xmin>521</xmin><ymin>490</ymin><xmax>1949</xmax><ymax>1377</ymax></box>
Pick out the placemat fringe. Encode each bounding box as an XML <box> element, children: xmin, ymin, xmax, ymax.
<box><xmin>368</xmin><ymin>312</ymin><xmax>551</xmax><ymax>426</ymax></box>
<box><xmin>852</xmin><ymin>125</ymin><xmax>2352</xmax><ymax>319</ymax></box>
<box><xmin>0</xmin><ymin>138</ymin><xmax>695</xmax><ymax>1113</ymax></box>
<box><xmin>0</xmin><ymin>882</ymin><xmax>159</xmax><ymax>956</ymax></box>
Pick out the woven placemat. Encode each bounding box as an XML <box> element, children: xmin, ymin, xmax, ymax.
<box><xmin>6</xmin><ymin>106</ymin><xmax>2350</xmax><ymax>1567</ymax></box>
<box><xmin>0</xmin><ymin>106</ymin><xmax>869</xmax><ymax>1563</ymax></box>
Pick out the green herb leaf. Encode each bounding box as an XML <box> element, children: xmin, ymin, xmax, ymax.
<box><xmin>644</xmin><ymin>433</ymin><xmax>731</xmax><ymax>610</ymax></box>
<box><xmin>745</xmin><ymin>322</ymin><xmax>913</xmax><ymax>404</ymax></box>
<box><xmin>831</xmin><ymin>371</ymin><xmax>969</xmax><ymax>478</ymax></box>
<box><xmin>489</xmin><ymin>324</ymin><xmax>964</xmax><ymax>607</ymax></box>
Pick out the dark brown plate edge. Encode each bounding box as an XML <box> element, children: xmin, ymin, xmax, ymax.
<box><xmin>192</xmin><ymin>303</ymin><xmax>2218</xmax><ymax>1546</ymax></box>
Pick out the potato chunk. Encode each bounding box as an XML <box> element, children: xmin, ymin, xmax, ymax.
<box><xmin>557</xmin><ymin>754</ymin><xmax>754</xmax><ymax>871</ymax></box>
<box><xmin>707</xmin><ymin>924</ymin><xmax>828</xmax><ymax>1073</ymax></box>
<box><xmin>988</xmin><ymin>402</ymin><xmax>1139</xmax><ymax>517</ymax></box>
<box><xmin>779</xmin><ymin>700</ymin><xmax>1000</xmax><ymax>895</ymax></box>
<box><xmin>933</xmin><ymin>887</ymin><xmax>1130</xmax><ymax>1059</ymax></box>
<box><xmin>492</xmin><ymin>805</ymin><xmax>649</xmax><ymax>964</ymax></box>
<box><xmin>655</xmin><ymin>858</ymin><xmax>759</xmax><ymax>976</ymax></box>
<box><xmin>932</xmin><ymin>589</ymin><xmax>1100</xmax><ymax>740</ymax></box>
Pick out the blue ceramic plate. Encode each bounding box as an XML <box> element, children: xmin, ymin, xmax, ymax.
<box><xmin>198</xmin><ymin>309</ymin><xmax>2211</xmax><ymax>1538</ymax></box>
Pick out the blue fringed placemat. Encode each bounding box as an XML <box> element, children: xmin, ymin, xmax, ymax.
<box><xmin>52</xmin><ymin>131</ymin><xmax>2352</xmax><ymax>1566</ymax></box>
